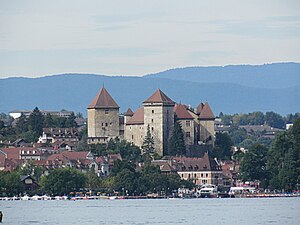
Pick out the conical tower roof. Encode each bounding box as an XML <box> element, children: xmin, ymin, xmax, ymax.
<box><xmin>88</xmin><ymin>86</ymin><xmax>119</xmax><ymax>109</ymax></box>
<box><xmin>199</xmin><ymin>102</ymin><xmax>215</xmax><ymax>120</ymax></box>
<box><xmin>143</xmin><ymin>89</ymin><xmax>175</xmax><ymax>105</ymax></box>
<box><xmin>124</xmin><ymin>108</ymin><xmax>134</xmax><ymax>116</ymax></box>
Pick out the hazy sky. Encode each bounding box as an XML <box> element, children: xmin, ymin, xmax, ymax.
<box><xmin>0</xmin><ymin>0</ymin><xmax>299</xmax><ymax>78</ymax></box>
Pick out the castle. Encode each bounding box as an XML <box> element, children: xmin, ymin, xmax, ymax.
<box><xmin>87</xmin><ymin>87</ymin><xmax>215</xmax><ymax>156</ymax></box>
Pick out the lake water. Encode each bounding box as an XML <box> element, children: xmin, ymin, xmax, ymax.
<box><xmin>0</xmin><ymin>198</ymin><xmax>299</xmax><ymax>225</ymax></box>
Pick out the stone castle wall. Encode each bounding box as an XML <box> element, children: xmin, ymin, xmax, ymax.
<box><xmin>87</xmin><ymin>108</ymin><xmax>119</xmax><ymax>144</ymax></box>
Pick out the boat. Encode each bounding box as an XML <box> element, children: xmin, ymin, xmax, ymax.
<box><xmin>21</xmin><ymin>195</ymin><xmax>31</xmax><ymax>201</ymax></box>
<box><xmin>31</xmin><ymin>195</ymin><xmax>42</xmax><ymax>200</ymax></box>
<box><xmin>41</xmin><ymin>195</ymin><xmax>51</xmax><ymax>200</ymax></box>
<box><xmin>198</xmin><ymin>185</ymin><xmax>218</xmax><ymax>198</ymax></box>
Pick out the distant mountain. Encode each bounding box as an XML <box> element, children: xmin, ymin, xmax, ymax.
<box><xmin>145</xmin><ymin>62</ymin><xmax>300</xmax><ymax>89</ymax></box>
<box><xmin>0</xmin><ymin>63</ymin><xmax>299</xmax><ymax>116</ymax></box>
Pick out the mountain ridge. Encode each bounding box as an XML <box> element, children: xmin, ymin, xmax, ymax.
<box><xmin>0</xmin><ymin>63</ymin><xmax>299</xmax><ymax>116</ymax></box>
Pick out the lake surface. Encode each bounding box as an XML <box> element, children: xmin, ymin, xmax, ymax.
<box><xmin>1</xmin><ymin>198</ymin><xmax>299</xmax><ymax>225</ymax></box>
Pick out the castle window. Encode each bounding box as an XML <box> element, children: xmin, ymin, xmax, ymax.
<box><xmin>152</xmin><ymin>110</ymin><xmax>154</xmax><ymax>113</ymax></box>
<box><xmin>110</xmin><ymin>122</ymin><xmax>112</xmax><ymax>125</ymax></box>
<box><xmin>151</xmin><ymin>119</ymin><xmax>154</xmax><ymax>123</ymax></box>
<box><xmin>132</xmin><ymin>135</ymin><xmax>134</xmax><ymax>140</ymax></box>
<box><xmin>186</xmin><ymin>132</ymin><xmax>190</xmax><ymax>137</ymax></box>
<box><xmin>186</xmin><ymin>121</ymin><xmax>191</xmax><ymax>127</ymax></box>
<box><xmin>151</xmin><ymin>127</ymin><xmax>154</xmax><ymax>131</ymax></box>
<box><xmin>105</xmin><ymin>123</ymin><xmax>108</xmax><ymax>127</ymax></box>
<box><xmin>105</xmin><ymin>110</ymin><xmax>109</xmax><ymax>114</ymax></box>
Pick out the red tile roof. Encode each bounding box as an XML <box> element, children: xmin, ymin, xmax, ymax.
<box><xmin>47</xmin><ymin>151</ymin><xmax>89</xmax><ymax>161</ymax></box>
<box><xmin>199</xmin><ymin>102</ymin><xmax>215</xmax><ymax>120</ymax></box>
<box><xmin>124</xmin><ymin>108</ymin><xmax>134</xmax><ymax>116</ymax></box>
<box><xmin>173</xmin><ymin>152</ymin><xmax>213</xmax><ymax>171</ymax></box>
<box><xmin>174</xmin><ymin>104</ymin><xmax>194</xmax><ymax>120</ymax></box>
<box><xmin>88</xmin><ymin>87</ymin><xmax>119</xmax><ymax>109</ymax></box>
<box><xmin>126</xmin><ymin>107</ymin><xmax>144</xmax><ymax>125</ymax></box>
<box><xmin>143</xmin><ymin>89</ymin><xmax>175</xmax><ymax>105</ymax></box>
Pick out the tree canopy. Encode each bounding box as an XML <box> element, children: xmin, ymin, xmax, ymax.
<box><xmin>168</xmin><ymin>119</ymin><xmax>186</xmax><ymax>156</ymax></box>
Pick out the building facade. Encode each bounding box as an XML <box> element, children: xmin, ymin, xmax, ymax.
<box><xmin>87</xmin><ymin>87</ymin><xmax>120</xmax><ymax>144</ymax></box>
<box><xmin>87</xmin><ymin>87</ymin><xmax>215</xmax><ymax>156</ymax></box>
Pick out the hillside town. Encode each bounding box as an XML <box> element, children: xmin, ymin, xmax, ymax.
<box><xmin>0</xmin><ymin>86</ymin><xmax>299</xmax><ymax>199</ymax></box>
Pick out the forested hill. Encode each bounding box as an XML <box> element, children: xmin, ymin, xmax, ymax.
<box><xmin>145</xmin><ymin>62</ymin><xmax>300</xmax><ymax>89</ymax></box>
<box><xmin>0</xmin><ymin>63</ymin><xmax>299</xmax><ymax>116</ymax></box>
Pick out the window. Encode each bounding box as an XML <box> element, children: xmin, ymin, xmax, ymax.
<box><xmin>151</xmin><ymin>119</ymin><xmax>154</xmax><ymax>123</ymax></box>
<box><xmin>152</xmin><ymin>110</ymin><xmax>154</xmax><ymax>113</ymax></box>
<box><xmin>186</xmin><ymin>121</ymin><xmax>191</xmax><ymax>127</ymax></box>
<box><xmin>132</xmin><ymin>135</ymin><xmax>134</xmax><ymax>140</ymax></box>
<box><xmin>206</xmin><ymin>173</ymin><xmax>208</xmax><ymax>177</ymax></box>
<box><xmin>151</xmin><ymin>127</ymin><xmax>154</xmax><ymax>131</ymax></box>
<box><xmin>105</xmin><ymin>123</ymin><xmax>108</xmax><ymax>127</ymax></box>
<box><xmin>105</xmin><ymin>110</ymin><xmax>109</xmax><ymax>114</ymax></box>
<box><xmin>186</xmin><ymin>132</ymin><xmax>190</xmax><ymax>137</ymax></box>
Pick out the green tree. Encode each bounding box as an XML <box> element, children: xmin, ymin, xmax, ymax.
<box><xmin>267</xmin><ymin>118</ymin><xmax>300</xmax><ymax>191</ymax></box>
<box><xmin>240</xmin><ymin>143</ymin><xmax>269</xmax><ymax>188</ymax></box>
<box><xmin>265</xmin><ymin>111</ymin><xmax>285</xmax><ymax>129</ymax></box>
<box><xmin>15</xmin><ymin>114</ymin><xmax>28</xmax><ymax>134</ymax></box>
<box><xmin>40</xmin><ymin>167</ymin><xmax>86</xmax><ymax>195</ymax></box>
<box><xmin>0</xmin><ymin>171</ymin><xmax>24</xmax><ymax>197</ymax></box>
<box><xmin>44</xmin><ymin>113</ymin><xmax>54</xmax><ymax>127</ymax></box>
<box><xmin>168</xmin><ymin>119</ymin><xmax>186</xmax><ymax>156</ymax></box>
<box><xmin>142</xmin><ymin>125</ymin><xmax>155</xmax><ymax>163</ymax></box>
<box><xmin>28</xmin><ymin>107</ymin><xmax>44</xmax><ymax>141</ymax></box>
<box><xmin>85</xmin><ymin>170</ymin><xmax>102</xmax><ymax>190</ymax></box>
<box><xmin>213</xmin><ymin>132</ymin><xmax>233</xmax><ymax>159</ymax></box>
<box><xmin>65</xmin><ymin>112</ymin><xmax>77</xmax><ymax>128</ymax></box>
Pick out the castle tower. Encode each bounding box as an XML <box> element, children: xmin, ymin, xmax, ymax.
<box><xmin>143</xmin><ymin>89</ymin><xmax>175</xmax><ymax>156</ymax></box>
<box><xmin>198</xmin><ymin>102</ymin><xmax>215</xmax><ymax>145</ymax></box>
<box><xmin>87</xmin><ymin>86</ymin><xmax>120</xmax><ymax>144</ymax></box>
<box><xmin>124</xmin><ymin>108</ymin><xmax>134</xmax><ymax>124</ymax></box>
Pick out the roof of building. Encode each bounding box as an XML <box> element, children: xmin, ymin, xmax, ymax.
<box><xmin>124</xmin><ymin>108</ymin><xmax>134</xmax><ymax>116</ymax></box>
<box><xmin>143</xmin><ymin>89</ymin><xmax>175</xmax><ymax>105</ymax></box>
<box><xmin>174</xmin><ymin>104</ymin><xmax>194</xmax><ymax>120</ymax></box>
<box><xmin>199</xmin><ymin>102</ymin><xmax>215</xmax><ymax>120</ymax></box>
<box><xmin>172</xmin><ymin>152</ymin><xmax>216</xmax><ymax>171</ymax></box>
<box><xmin>88</xmin><ymin>86</ymin><xmax>119</xmax><ymax>109</ymax></box>
<box><xmin>126</xmin><ymin>107</ymin><xmax>144</xmax><ymax>125</ymax></box>
<box><xmin>151</xmin><ymin>160</ymin><xmax>177</xmax><ymax>172</ymax></box>
<box><xmin>47</xmin><ymin>151</ymin><xmax>90</xmax><ymax>161</ymax></box>
<box><xmin>196</xmin><ymin>102</ymin><xmax>204</xmax><ymax>115</ymax></box>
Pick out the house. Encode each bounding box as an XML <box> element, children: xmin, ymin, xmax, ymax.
<box><xmin>239</xmin><ymin>125</ymin><xmax>284</xmax><ymax>139</ymax></box>
<box><xmin>151</xmin><ymin>160</ymin><xmax>177</xmax><ymax>174</ymax></box>
<box><xmin>9</xmin><ymin>109</ymin><xmax>74</xmax><ymax>119</ymax></box>
<box><xmin>172</xmin><ymin>152</ymin><xmax>223</xmax><ymax>186</ymax></box>
<box><xmin>20</xmin><ymin>175</ymin><xmax>39</xmax><ymax>192</ymax></box>
<box><xmin>38</xmin><ymin>128</ymin><xmax>79</xmax><ymax>144</ymax></box>
<box><xmin>152</xmin><ymin>152</ymin><xmax>223</xmax><ymax>187</ymax></box>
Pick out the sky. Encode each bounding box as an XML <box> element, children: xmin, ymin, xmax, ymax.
<box><xmin>0</xmin><ymin>0</ymin><xmax>299</xmax><ymax>78</ymax></box>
